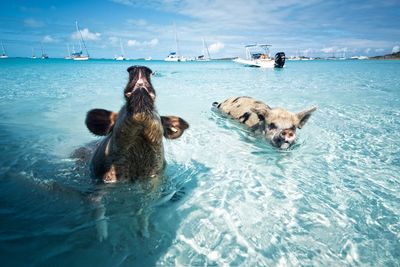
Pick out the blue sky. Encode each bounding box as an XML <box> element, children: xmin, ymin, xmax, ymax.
<box><xmin>1</xmin><ymin>0</ymin><xmax>399</xmax><ymax>59</ymax></box>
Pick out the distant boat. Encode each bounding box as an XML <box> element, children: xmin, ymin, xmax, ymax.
<box><xmin>196</xmin><ymin>38</ymin><xmax>211</xmax><ymax>61</ymax></box>
<box><xmin>115</xmin><ymin>39</ymin><xmax>126</xmax><ymax>61</ymax></box>
<box><xmin>145</xmin><ymin>56</ymin><xmax>152</xmax><ymax>61</ymax></box>
<box><xmin>164</xmin><ymin>24</ymin><xmax>186</xmax><ymax>62</ymax></box>
<box><xmin>31</xmin><ymin>47</ymin><xmax>36</xmax><ymax>59</ymax></box>
<box><xmin>165</xmin><ymin>51</ymin><xmax>180</xmax><ymax>61</ymax></box>
<box><xmin>233</xmin><ymin>44</ymin><xmax>285</xmax><ymax>68</ymax></box>
<box><xmin>338</xmin><ymin>51</ymin><xmax>347</xmax><ymax>60</ymax></box>
<box><xmin>1</xmin><ymin>41</ymin><xmax>8</xmax><ymax>58</ymax></box>
<box><xmin>64</xmin><ymin>43</ymin><xmax>72</xmax><ymax>59</ymax></box>
<box><xmin>41</xmin><ymin>44</ymin><xmax>49</xmax><ymax>59</ymax></box>
<box><xmin>72</xmin><ymin>21</ymin><xmax>89</xmax><ymax>61</ymax></box>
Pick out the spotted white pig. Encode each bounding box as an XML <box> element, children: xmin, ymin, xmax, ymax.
<box><xmin>213</xmin><ymin>96</ymin><xmax>316</xmax><ymax>149</ymax></box>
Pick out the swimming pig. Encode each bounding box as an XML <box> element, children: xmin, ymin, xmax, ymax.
<box><xmin>85</xmin><ymin>65</ymin><xmax>189</xmax><ymax>182</ymax></box>
<box><xmin>213</xmin><ymin>96</ymin><xmax>316</xmax><ymax>149</ymax></box>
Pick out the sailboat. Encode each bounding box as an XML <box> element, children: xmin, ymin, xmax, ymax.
<box><xmin>115</xmin><ymin>39</ymin><xmax>126</xmax><ymax>60</ymax></box>
<box><xmin>41</xmin><ymin>44</ymin><xmax>49</xmax><ymax>59</ymax></box>
<box><xmin>31</xmin><ymin>48</ymin><xmax>36</xmax><ymax>59</ymax></box>
<box><xmin>164</xmin><ymin>24</ymin><xmax>186</xmax><ymax>62</ymax></box>
<box><xmin>196</xmin><ymin>38</ymin><xmax>211</xmax><ymax>61</ymax></box>
<box><xmin>72</xmin><ymin>21</ymin><xmax>89</xmax><ymax>61</ymax></box>
<box><xmin>64</xmin><ymin>44</ymin><xmax>72</xmax><ymax>59</ymax></box>
<box><xmin>1</xmin><ymin>41</ymin><xmax>8</xmax><ymax>59</ymax></box>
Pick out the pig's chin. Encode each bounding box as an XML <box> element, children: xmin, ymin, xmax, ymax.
<box><xmin>127</xmin><ymin>87</ymin><xmax>154</xmax><ymax>115</ymax></box>
<box><xmin>270</xmin><ymin>138</ymin><xmax>291</xmax><ymax>150</ymax></box>
<box><xmin>280</xmin><ymin>142</ymin><xmax>290</xmax><ymax>150</ymax></box>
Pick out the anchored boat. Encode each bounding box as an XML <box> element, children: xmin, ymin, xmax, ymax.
<box><xmin>196</xmin><ymin>38</ymin><xmax>211</xmax><ymax>61</ymax></box>
<box><xmin>164</xmin><ymin>24</ymin><xmax>186</xmax><ymax>62</ymax></box>
<box><xmin>1</xmin><ymin>41</ymin><xmax>8</xmax><ymax>59</ymax></box>
<box><xmin>114</xmin><ymin>38</ymin><xmax>126</xmax><ymax>60</ymax></box>
<box><xmin>233</xmin><ymin>44</ymin><xmax>285</xmax><ymax>68</ymax></box>
<box><xmin>72</xmin><ymin>21</ymin><xmax>89</xmax><ymax>61</ymax></box>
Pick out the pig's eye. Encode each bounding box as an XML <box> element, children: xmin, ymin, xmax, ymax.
<box><xmin>268</xmin><ymin>123</ymin><xmax>277</xmax><ymax>130</ymax></box>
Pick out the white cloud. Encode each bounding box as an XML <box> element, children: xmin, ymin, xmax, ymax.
<box><xmin>111</xmin><ymin>0</ymin><xmax>135</xmax><ymax>6</ymax></box>
<box><xmin>127</xmin><ymin>40</ymin><xmax>140</xmax><ymax>47</ymax></box>
<box><xmin>127</xmin><ymin>38</ymin><xmax>159</xmax><ymax>47</ymax></box>
<box><xmin>392</xmin><ymin>45</ymin><xmax>400</xmax><ymax>53</ymax></box>
<box><xmin>24</xmin><ymin>18</ymin><xmax>44</xmax><ymax>28</ymax></box>
<box><xmin>71</xmin><ymin>28</ymin><xmax>101</xmax><ymax>41</ymax></box>
<box><xmin>146</xmin><ymin>38</ymin><xmax>159</xmax><ymax>47</ymax></box>
<box><xmin>126</xmin><ymin>19</ymin><xmax>147</xmax><ymax>26</ymax></box>
<box><xmin>109</xmin><ymin>36</ymin><xmax>119</xmax><ymax>46</ymax></box>
<box><xmin>208</xmin><ymin>42</ymin><xmax>224</xmax><ymax>53</ymax></box>
<box><xmin>364</xmin><ymin>48</ymin><xmax>371</xmax><ymax>54</ymax></box>
<box><xmin>321</xmin><ymin>47</ymin><xmax>337</xmax><ymax>53</ymax></box>
<box><xmin>42</xmin><ymin>35</ymin><xmax>57</xmax><ymax>43</ymax></box>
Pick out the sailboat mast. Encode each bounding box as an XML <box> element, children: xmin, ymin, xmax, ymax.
<box><xmin>203</xmin><ymin>38</ymin><xmax>210</xmax><ymax>59</ymax></box>
<box><xmin>119</xmin><ymin>38</ymin><xmax>125</xmax><ymax>56</ymax></box>
<box><xmin>174</xmin><ymin>24</ymin><xmax>180</xmax><ymax>58</ymax></box>
<box><xmin>75</xmin><ymin>21</ymin><xmax>82</xmax><ymax>52</ymax></box>
<box><xmin>67</xmin><ymin>44</ymin><xmax>71</xmax><ymax>56</ymax></box>
<box><xmin>1</xmin><ymin>41</ymin><xmax>6</xmax><ymax>55</ymax></box>
<box><xmin>75</xmin><ymin>21</ymin><xmax>89</xmax><ymax>57</ymax></box>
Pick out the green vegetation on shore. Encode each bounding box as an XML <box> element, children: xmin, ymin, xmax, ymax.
<box><xmin>370</xmin><ymin>51</ymin><xmax>400</xmax><ymax>60</ymax></box>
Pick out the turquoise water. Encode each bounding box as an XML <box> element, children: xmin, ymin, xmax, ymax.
<box><xmin>0</xmin><ymin>58</ymin><xmax>399</xmax><ymax>266</ymax></box>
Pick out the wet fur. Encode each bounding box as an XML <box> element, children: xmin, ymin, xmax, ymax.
<box><xmin>86</xmin><ymin>66</ymin><xmax>189</xmax><ymax>182</ymax></box>
<box><xmin>213</xmin><ymin>96</ymin><xmax>316</xmax><ymax>148</ymax></box>
<box><xmin>77</xmin><ymin>66</ymin><xmax>189</xmax><ymax>240</ymax></box>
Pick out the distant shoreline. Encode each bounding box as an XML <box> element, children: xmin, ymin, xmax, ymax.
<box><xmin>1</xmin><ymin>56</ymin><xmax>399</xmax><ymax>61</ymax></box>
<box><xmin>369</xmin><ymin>51</ymin><xmax>400</xmax><ymax>60</ymax></box>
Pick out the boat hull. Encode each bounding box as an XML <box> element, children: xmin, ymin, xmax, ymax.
<box><xmin>233</xmin><ymin>58</ymin><xmax>276</xmax><ymax>68</ymax></box>
<box><xmin>73</xmin><ymin>56</ymin><xmax>89</xmax><ymax>61</ymax></box>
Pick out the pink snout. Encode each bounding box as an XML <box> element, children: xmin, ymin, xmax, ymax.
<box><xmin>280</xmin><ymin>129</ymin><xmax>296</xmax><ymax>143</ymax></box>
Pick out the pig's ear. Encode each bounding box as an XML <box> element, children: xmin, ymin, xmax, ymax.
<box><xmin>296</xmin><ymin>106</ymin><xmax>317</xmax><ymax>129</ymax></box>
<box><xmin>251</xmin><ymin>106</ymin><xmax>270</xmax><ymax>121</ymax></box>
<box><xmin>85</xmin><ymin>109</ymin><xmax>118</xmax><ymax>136</ymax></box>
<box><xmin>161</xmin><ymin>116</ymin><xmax>189</xmax><ymax>139</ymax></box>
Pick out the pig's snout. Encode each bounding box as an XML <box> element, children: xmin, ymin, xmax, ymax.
<box><xmin>279</xmin><ymin>129</ymin><xmax>296</xmax><ymax>143</ymax></box>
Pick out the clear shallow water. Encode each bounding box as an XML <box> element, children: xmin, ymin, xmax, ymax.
<box><xmin>0</xmin><ymin>58</ymin><xmax>399</xmax><ymax>266</ymax></box>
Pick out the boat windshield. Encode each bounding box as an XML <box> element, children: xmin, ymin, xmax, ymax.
<box><xmin>245</xmin><ymin>44</ymin><xmax>271</xmax><ymax>60</ymax></box>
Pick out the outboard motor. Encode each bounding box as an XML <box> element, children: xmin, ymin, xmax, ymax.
<box><xmin>274</xmin><ymin>52</ymin><xmax>286</xmax><ymax>68</ymax></box>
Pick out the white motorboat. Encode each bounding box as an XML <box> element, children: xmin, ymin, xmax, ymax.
<box><xmin>233</xmin><ymin>44</ymin><xmax>285</xmax><ymax>68</ymax></box>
